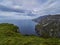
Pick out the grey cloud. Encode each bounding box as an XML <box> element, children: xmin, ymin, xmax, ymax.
<box><xmin>0</xmin><ymin>5</ymin><xmax>25</xmax><ymax>13</ymax></box>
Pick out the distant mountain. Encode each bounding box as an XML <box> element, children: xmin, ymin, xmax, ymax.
<box><xmin>35</xmin><ymin>14</ymin><xmax>60</xmax><ymax>37</ymax></box>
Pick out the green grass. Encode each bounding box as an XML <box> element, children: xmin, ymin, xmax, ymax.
<box><xmin>0</xmin><ymin>23</ymin><xmax>60</xmax><ymax>45</ymax></box>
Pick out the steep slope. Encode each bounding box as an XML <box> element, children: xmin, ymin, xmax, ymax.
<box><xmin>35</xmin><ymin>14</ymin><xmax>60</xmax><ymax>37</ymax></box>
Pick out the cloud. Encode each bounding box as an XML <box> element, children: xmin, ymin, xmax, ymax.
<box><xmin>0</xmin><ymin>0</ymin><xmax>60</xmax><ymax>20</ymax></box>
<box><xmin>0</xmin><ymin>0</ymin><xmax>40</xmax><ymax>20</ymax></box>
<box><xmin>33</xmin><ymin>0</ymin><xmax>60</xmax><ymax>16</ymax></box>
<box><xmin>0</xmin><ymin>5</ymin><xmax>26</xmax><ymax>13</ymax></box>
<box><xmin>0</xmin><ymin>0</ymin><xmax>39</xmax><ymax>10</ymax></box>
<box><xmin>0</xmin><ymin>11</ymin><xmax>37</xmax><ymax>20</ymax></box>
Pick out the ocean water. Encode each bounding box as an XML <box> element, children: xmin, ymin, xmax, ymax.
<box><xmin>0</xmin><ymin>20</ymin><xmax>37</xmax><ymax>35</ymax></box>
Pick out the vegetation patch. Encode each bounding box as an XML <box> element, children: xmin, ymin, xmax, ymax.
<box><xmin>0</xmin><ymin>23</ymin><xmax>60</xmax><ymax>45</ymax></box>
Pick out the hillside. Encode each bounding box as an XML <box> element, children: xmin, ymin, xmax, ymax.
<box><xmin>35</xmin><ymin>14</ymin><xmax>60</xmax><ymax>37</ymax></box>
<box><xmin>0</xmin><ymin>23</ymin><xmax>60</xmax><ymax>45</ymax></box>
<box><xmin>34</xmin><ymin>14</ymin><xmax>60</xmax><ymax>23</ymax></box>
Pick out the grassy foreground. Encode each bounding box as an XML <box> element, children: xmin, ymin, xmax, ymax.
<box><xmin>0</xmin><ymin>23</ymin><xmax>60</xmax><ymax>45</ymax></box>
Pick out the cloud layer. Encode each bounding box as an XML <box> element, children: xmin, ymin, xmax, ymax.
<box><xmin>0</xmin><ymin>0</ymin><xmax>60</xmax><ymax>20</ymax></box>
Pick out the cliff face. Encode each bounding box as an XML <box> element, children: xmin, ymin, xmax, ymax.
<box><xmin>35</xmin><ymin>14</ymin><xmax>60</xmax><ymax>37</ymax></box>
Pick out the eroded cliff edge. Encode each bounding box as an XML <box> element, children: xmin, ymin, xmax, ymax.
<box><xmin>35</xmin><ymin>14</ymin><xmax>60</xmax><ymax>37</ymax></box>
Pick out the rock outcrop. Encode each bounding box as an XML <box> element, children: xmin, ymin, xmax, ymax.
<box><xmin>35</xmin><ymin>14</ymin><xmax>60</xmax><ymax>37</ymax></box>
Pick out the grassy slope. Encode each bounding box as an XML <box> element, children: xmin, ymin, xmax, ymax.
<box><xmin>0</xmin><ymin>23</ymin><xmax>60</xmax><ymax>45</ymax></box>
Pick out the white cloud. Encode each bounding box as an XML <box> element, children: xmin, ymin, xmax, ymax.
<box><xmin>0</xmin><ymin>11</ymin><xmax>36</xmax><ymax>20</ymax></box>
<box><xmin>0</xmin><ymin>0</ymin><xmax>60</xmax><ymax>20</ymax></box>
<box><xmin>32</xmin><ymin>0</ymin><xmax>60</xmax><ymax>16</ymax></box>
<box><xmin>0</xmin><ymin>0</ymin><xmax>39</xmax><ymax>10</ymax></box>
<box><xmin>0</xmin><ymin>0</ymin><xmax>40</xmax><ymax>20</ymax></box>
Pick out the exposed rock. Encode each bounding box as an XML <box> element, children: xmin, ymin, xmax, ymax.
<box><xmin>35</xmin><ymin>14</ymin><xmax>60</xmax><ymax>37</ymax></box>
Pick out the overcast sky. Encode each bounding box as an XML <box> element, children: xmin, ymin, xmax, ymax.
<box><xmin>0</xmin><ymin>0</ymin><xmax>60</xmax><ymax>20</ymax></box>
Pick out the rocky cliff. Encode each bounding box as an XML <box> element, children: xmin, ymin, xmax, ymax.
<box><xmin>35</xmin><ymin>14</ymin><xmax>60</xmax><ymax>37</ymax></box>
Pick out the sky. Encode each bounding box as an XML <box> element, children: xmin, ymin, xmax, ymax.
<box><xmin>0</xmin><ymin>0</ymin><xmax>60</xmax><ymax>20</ymax></box>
